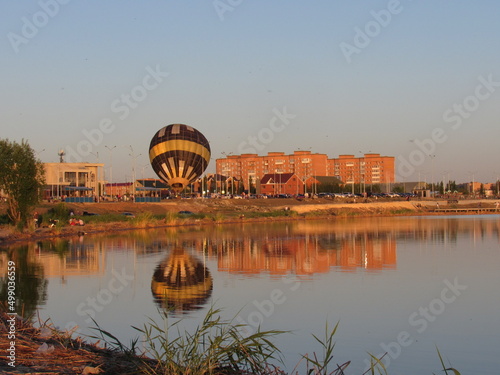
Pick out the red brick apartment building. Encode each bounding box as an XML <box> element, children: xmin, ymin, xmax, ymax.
<box><xmin>216</xmin><ymin>151</ymin><xmax>394</xmax><ymax>191</ymax></box>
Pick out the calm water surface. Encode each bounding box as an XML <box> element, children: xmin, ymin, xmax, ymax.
<box><xmin>1</xmin><ymin>216</ymin><xmax>500</xmax><ymax>374</ymax></box>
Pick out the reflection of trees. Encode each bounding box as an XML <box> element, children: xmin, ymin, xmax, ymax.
<box><xmin>0</xmin><ymin>246</ymin><xmax>47</xmax><ymax>318</ymax></box>
<box><xmin>151</xmin><ymin>247</ymin><xmax>212</xmax><ymax>315</ymax></box>
<box><xmin>44</xmin><ymin>239</ymin><xmax>71</xmax><ymax>257</ymax></box>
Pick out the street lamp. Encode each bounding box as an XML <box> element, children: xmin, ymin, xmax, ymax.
<box><xmin>141</xmin><ymin>164</ymin><xmax>150</xmax><ymax>180</ymax></box>
<box><xmin>428</xmin><ymin>154</ymin><xmax>436</xmax><ymax>198</ymax></box>
<box><xmin>89</xmin><ymin>152</ymin><xmax>100</xmax><ymax>202</ymax></box>
<box><xmin>468</xmin><ymin>171</ymin><xmax>476</xmax><ymax>197</ymax></box>
<box><xmin>221</xmin><ymin>152</ymin><xmax>234</xmax><ymax>195</ymax></box>
<box><xmin>105</xmin><ymin>145</ymin><xmax>116</xmax><ymax>197</ymax></box>
<box><xmin>358</xmin><ymin>151</ymin><xmax>371</xmax><ymax>195</ymax></box>
<box><xmin>350</xmin><ymin>166</ymin><xmax>355</xmax><ymax>195</ymax></box>
<box><xmin>128</xmin><ymin>147</ymin><xmax>142</xmax><ymax>200</ymax></box>
<box><xmin>90</xmin><ymin>152</ymin><xmax>99</xmax><ymax>163</ymax></box>
<box><xmin>441</xmin><ymin>170</ymin><xmax>452</xmax><ymax>194</ymax></box>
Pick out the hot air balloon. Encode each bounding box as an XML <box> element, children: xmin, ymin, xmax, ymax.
<box><xmin>149</xmin><ymin>124</ymin><xmax>211</xmax><ymax>193</ymax></box>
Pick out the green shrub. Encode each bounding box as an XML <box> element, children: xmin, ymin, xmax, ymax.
<box><xmin>46</xmin><ymin>203</ymin><xmax>71</xmax><ymax>222</ymax></box>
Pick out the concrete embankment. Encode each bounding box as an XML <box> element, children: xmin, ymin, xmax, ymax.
<box><xmin>287</xmin><ymin>201</ymin><xmax>421</xmax><ymax>214</ymax></box>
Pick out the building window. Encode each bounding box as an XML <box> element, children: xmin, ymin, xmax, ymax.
<box><xmin>78</xmin><ymin>172</ymin><xmax>88</xmax><ymax>187</ymax></box>
<box><xmin>64</xmin><ymin>172</ymin><xmax>77</xmax><ymax>186</ymax></box>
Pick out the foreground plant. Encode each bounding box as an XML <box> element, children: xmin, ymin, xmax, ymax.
<box><xmin>435</xmin><ymin>346</ymin><xmax>461</xmax><ymax>375</ymax></box>
<box><xmin>300</xmin><ymin>321</ymin><xmax>351</xmax><ymax>375</ymax></box>
<box><xmin>90</xmin><ymin>306</ymin><xmax>286</xmax><ymax>375</ymax></box>
<box><xmin>87</xmin><ymin>306</ymin><xmax>462</xmax><ymax>375</ymax></box>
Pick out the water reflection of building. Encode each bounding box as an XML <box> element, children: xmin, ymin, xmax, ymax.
<box><xmin>0</xmin><ymin>240</ymin><xmax>105</xmax><ymax>281</ymax></box>
<box><xmin>34</xmin><ymin>239</ymin><xmax>105</xmax><ymax>280</ymax></box>
<box><xmin>151</xmin><ymin>247</ymin><xmax>213</xmax><ymax>314</ymax></box>
<box><xmin>213</xmin><ymin>233</ymin><xmax>396</xmax><ymax>275</ymax></box>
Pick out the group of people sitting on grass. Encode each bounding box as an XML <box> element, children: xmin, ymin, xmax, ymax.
<box><xmin>69</xmin><ymin>218</ymin><xmax>85</xmax><ymax>226</ymax></box>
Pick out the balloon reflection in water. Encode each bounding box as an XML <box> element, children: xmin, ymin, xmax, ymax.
<box><xmin>151</xmin><ymin>247</ymin><xmax>213</xmax><ymax>314</ymax></box>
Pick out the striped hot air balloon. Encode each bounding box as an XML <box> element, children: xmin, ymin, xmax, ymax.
<box><xmin>149</xmin><ymin>124</ymin><xmax>211</xmax><ymax>193</ymax></box>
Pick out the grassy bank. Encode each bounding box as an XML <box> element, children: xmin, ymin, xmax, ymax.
<box><xmin>1</xmin><ymin>199</ymin><xmax>498</xmax><ymax>245</ymax></box>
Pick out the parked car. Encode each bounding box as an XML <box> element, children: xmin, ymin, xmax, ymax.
<box><xmin>178</xmin><ymin>210</ymin><xmax>195</xmax><ymax>215</ymax></box>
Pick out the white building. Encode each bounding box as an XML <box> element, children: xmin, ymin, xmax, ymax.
<box><xmin>44</xmin><ymin>162</ymin><xmax>104</xmax><ymax>201</ymax></box>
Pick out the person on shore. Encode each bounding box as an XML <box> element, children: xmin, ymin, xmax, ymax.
<box><xmin>33</xmin><ymin>212</ymin><xmax>40</xmax><ymax>228</ymax></box>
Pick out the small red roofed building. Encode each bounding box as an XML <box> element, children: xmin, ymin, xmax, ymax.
<box><xmin>260</xmin><ymin>173</ymin><xmax>303</xmax><ymax>195</ymax></box>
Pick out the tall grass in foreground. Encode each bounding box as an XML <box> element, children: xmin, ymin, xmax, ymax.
<box><xmin>88</xmin><ymin>306</ymin><xmax>462</xmax><ymax>375</ymax></box>
<box><xmin>300</xmin><ymin>321</ymin><xmax>351</xmax><ymax>375</ymax></box>
<box><xmin>91</xmin><ymin>306</ymin><xmax>285</xmax><ymax>374</ymax></box>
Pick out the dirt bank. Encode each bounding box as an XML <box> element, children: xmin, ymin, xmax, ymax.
<box><xmin>0</xmin><ymin>312</ymin><xmax>150</xmax><ymax>374</ymax></box>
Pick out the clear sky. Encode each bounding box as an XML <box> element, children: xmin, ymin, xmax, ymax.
<box><xmin>2</xmin><ymin>0</ymin><xmax>500</xmax><ymax>183</ymax></box>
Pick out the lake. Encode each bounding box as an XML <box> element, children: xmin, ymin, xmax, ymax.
<box><xmin>1</xmin><ymin>215</ymin><xmax>499</xmax><ymax>374</ymax></box>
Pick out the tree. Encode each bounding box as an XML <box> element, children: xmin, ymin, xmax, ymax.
<box><xmin>0</xmin><ymin>139</ymin><xmax>45</xmax><ymax>228</ymax></box>
<box><xmin>392</xmin><ymin>185</ymin><xmax>405</xmax><ymax>194</ymax></box>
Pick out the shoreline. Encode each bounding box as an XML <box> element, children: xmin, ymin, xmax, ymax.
<box><xmin>1</xmin><ymin>198</ymin><xmax>498</xmax><ymax>247</ymax></box>
<box><xmin>0</xmin><ymin>311</ymin><xmax>153</xmax><ymax>375</ymax></box>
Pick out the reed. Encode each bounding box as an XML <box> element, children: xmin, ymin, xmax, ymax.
<box><xmin>133</xmin><ymin>306</ymin><xmax>285</xmax><ymax>375</ymax></box>
<box><xmin>85</xmin><ymin>307</ymin><xmax>462</xmax><ymax>375</ymax></box>
<box><xmin>132</xmin><ymin>212</ymin><xmax>157</xmax><ymax>228</ymax></box>
<box><xmin>436</xmin><ymin>346</ymin><xmax>461</xmax><ymax>375</ymax></box>
<box><xmin>164</xmin><ymin>211</ymin><xmax>178</xmax><ymax>224</ymax></box>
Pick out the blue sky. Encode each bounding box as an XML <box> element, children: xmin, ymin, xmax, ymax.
<box><xmin>2</xmin><ymin>0</ymin><xmax>500</xmax><ymax>183</ymax></box>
